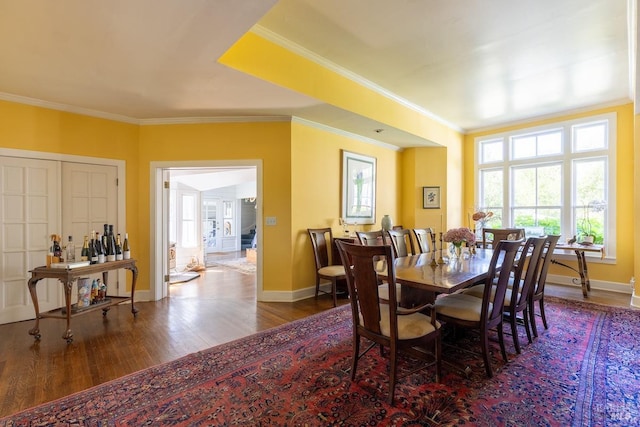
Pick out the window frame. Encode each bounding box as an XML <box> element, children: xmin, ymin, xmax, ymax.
<box><xmin>474</xmin><ymin>112</ymin><xmax>616</xmax><ymax>260</ymax></box>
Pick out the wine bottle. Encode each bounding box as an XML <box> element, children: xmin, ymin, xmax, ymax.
<box><xmin>90</xmin><ymin>231</ymin><xmax>99</xmax><ymax>264</ymax></box>
<box><xmin>122</xmin><ymin>232</ymin><xmax>131</xmax><ymax>260</ymax></box>
<box><xmin>80</xmin><ymin>235</ymin><xmax>90</xmax><ymax>262</ymax></box>
<box><xmin>115</xmin><ymin>233</ymin><xmax>123</xmax><ymax>261</ymax></box>
<box><xmin>97</xmin><ymin>232</ymin><xmax>105</xmax><ymax>264</ymax></box>
<box><xmin>66</xmin><ymin>235</ymin><xmax>76</xmax><ymax>262</ymax></box>
<box><xmin>106</xmin><ymin>225</ymin><xmax>116</xmax><ymax>262</ymax></box>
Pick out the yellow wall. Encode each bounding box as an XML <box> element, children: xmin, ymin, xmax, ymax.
<box><xmin>138</xmin><ymin>121</ymin><xmax>293</xmax><ymax>293</ymax></box>
<box><xmin>290</xmin><ymin>122</ymin><xmax>402</xmax><ymax>291</ymax></box>
<box><xmin>464</xmin><ymin>103</ymin><xmax>635</xmax><ymax>285</ymax></box>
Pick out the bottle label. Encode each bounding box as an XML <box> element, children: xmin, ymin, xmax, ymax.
<box><xmin>106</xmin><ymin>254</ymin><xmax>116</xmax><ymax>262</ymax></box>
<box><xmin>123</xmin><ymin>251</ymin><xmax>131</xmax><ymax>260</ymax></box>
<box><xmin>115</xmin><ymin>253</ymin><xmax>123</xmax><ymax>261</ymax></box>
<box><xmin>98</xmin><ymin>254</ymin><xmax>105</xmax><ymax>264</ymax></box>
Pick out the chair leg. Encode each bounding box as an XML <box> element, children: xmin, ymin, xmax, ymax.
<box><xmin>351</xmin><ymin>334</ymin><xmax>360</xmax><ymax>381</ymax></box>
<box><xmin>497</xmin><ymin>321</ymin><xmax>508</xmax><ymax>363</ymax></box>
<box><xmin>522</xmin><ymin>308</ymin><xmax>533</xmax><ymax>344</ymax></box>
<box><xmin>528</xmin><ymin>299</ymin><xmax>539</xmax><ymax>338</ymax></box>
<box><xmin>388</xmin><ymin>346</ymin><xmax>398</xmax><ymax>405</ymax></box>
<box><xmin>315</xmin><ymin>277</ymin><xmax>320</xmax><ymax>299</ymax></box>
<box><xmin>539</xmin><ymin>298</ymin><xmax>549</xmax><ymax>329</ymax></box>
<box><xmin>509</xmin><ymin>314</ymin><xmax>521</xmax><ymax>354</ymax></box>
<box><xmin>435</xmin><ymin>335</ymin><xmax>442</xmax><ymax>383</ymax></box>
<box><xmin>331</xmin><ymin>278</ymin><xmax>337</xmax><ymax>307</ymax></box>
<box><xmin>480</xmin><ymin>329</ymin><xmax>493</xmax><ymax>378</ymax></box>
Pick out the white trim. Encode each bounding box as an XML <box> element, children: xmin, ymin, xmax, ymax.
<box><xmin>140</xmin><ymin>116</ymin><xmax>291</xmax><ymax>125</ymax></box>
<box><xmin>631</xmin><ymin>288</ymin><xmax>640</xmax><ymax>308</ymax></box>
<box><xmin>0</xmin><ymin>92</ymin><xmax>139</xmax><ymax>124</ymax></box>
<box><xmin>292</xmin><ymin>117</ymin><xmax>402</xmax><ymax>152</ymax></box>
<box><xmin>150</xmin><ymin>160</ymin><xmax>263</xmax><ymax>302</ymax></box>
<box><xmin>547</xmin><ymin>274</ymin><xmax>632</xmax><ymax>295</ymax></box>
<box><xmin>252</xmin><ymin>25</ymin><xmax>463</xmax><ymax>134</ymax></box>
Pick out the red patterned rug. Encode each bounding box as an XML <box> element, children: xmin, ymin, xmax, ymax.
<box><xmin>1</xmin><ymin>297</ymin><xmax>639</xmax><ymax>426</ymax></box>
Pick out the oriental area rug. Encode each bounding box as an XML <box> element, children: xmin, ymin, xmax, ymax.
<box><xmin>1</xmin><ymin>297</ymin><xmax>638</xmax><ymax>426</ymax></box>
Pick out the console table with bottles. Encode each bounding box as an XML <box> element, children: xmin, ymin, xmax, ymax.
<box><xmin>27</xmin><ymin>259</ymin><xmax>138</xmax><ymax>343</ymax></box>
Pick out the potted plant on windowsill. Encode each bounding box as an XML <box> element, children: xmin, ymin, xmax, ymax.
<box><xmin>578</xmin><ymin>200</ymin><xmax>606</xmax><ymax>245</ymax></box>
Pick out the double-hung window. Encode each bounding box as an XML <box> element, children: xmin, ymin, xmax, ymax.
<box><xmin>475</xmin><ymin>113</ymin><xmax>615</xmax><ymax>258</ymax></box>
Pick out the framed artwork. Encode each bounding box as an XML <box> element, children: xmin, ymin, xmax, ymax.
<box><xmin>423</xmin><ymin>186</ymin><xmax>441</xmax><ymax>209</ymax></box>
<box><xmin>341</xmin><ymin>150</ymin><xmax>376</xmax><ymax>224</ymax></box>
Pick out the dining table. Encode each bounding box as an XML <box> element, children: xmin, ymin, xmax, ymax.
<box><xmin>376</xmin><ymin>249</ymin><xmax>499</xmax><ymax>307</ymax></box>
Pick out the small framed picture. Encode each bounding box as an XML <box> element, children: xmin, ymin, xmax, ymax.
<box><xmin>423</xmin><ymin>186</ymin><xmax>440</xmax><ymax>209</ymax></box>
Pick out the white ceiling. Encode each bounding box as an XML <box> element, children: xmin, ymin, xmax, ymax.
<box><xmin>0</xmin><ymin>0</ymin><xmax>632</xmax><ymax>148</ymax></box>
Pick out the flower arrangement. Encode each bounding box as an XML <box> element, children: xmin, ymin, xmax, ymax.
<box><xmin>443</xmin><ymin>227</ymin><xmax>476</xmax><ymax>246</ymax></box>
<box><xmin>472</xmin><ymin>210</ymin><xmax>493</xmax><ymax>227</ymax></box>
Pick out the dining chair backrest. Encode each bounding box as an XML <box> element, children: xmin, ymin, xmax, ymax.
<box><xmin>336</xmin><ymin>240</ymin><xmax>398</xmax><ymax>333</ymax></box>
<box><xmin>531</xmin><ymin>235</ymin><xmax>561</xmax><ymax>301</ymax></box>
<box><xmin>510</xmin><ymin>236</ymin><xmax>547</xmax><ymax>312</ymax></box>
<box><xmin>307</xmin><ymin>227</ymin><xmax>333</xmax><ymax>269</ymax></box>
<box><xmin>481</xmin><ymin>228</ymin><xmax>526</xmax><ymax>249</ymax></box>
<box><xmin>356</xmin><ymin>230</ymin><xmax>388</xmax><ymax>246</ymax></box>
<box><xmin>480</xmin><ymin>239</ymin><xmax>522</xmax><ymax>327</ymax></box>
<box><xmin>412</xmin><ymin>228</ymin><xmax>435</xmax><ymax>253</ymax></box>
<box><xmin>386</xmin><ymin>228</ymin><xmax>416</xmax><ymax>257</ymax></box>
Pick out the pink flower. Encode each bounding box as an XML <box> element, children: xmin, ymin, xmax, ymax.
<box><xmin>472</xmin><ymin>211</ymin><xmax>494</xmax><ymax>222</ymax></box>
<box><xmin>443</xmin><ymin>227</ymin><xmax>476</xmax><ymax>245</ymax></box>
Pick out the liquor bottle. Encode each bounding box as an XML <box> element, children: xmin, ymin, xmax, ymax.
<box><xmin>122</xmin><ymin>232</ymin><xmax>131</xmax><ymax>260</ymax></box>
<box><xmin>90</xmin><ymin>231</ymin><xmax>99</xmax><ymax>264</ymax></box>
<box><xmin>115</xmin><ymin>233</ymin><xmax>123</xmax><ymax>261</ymax></box>
<box><xmin>80</xmin><ymin>235</ymin><xmax>90</xmax><ymax>262</ymax></box>
<box><xmin>106</xmin><ymin>224</ymin><xmax>116</xmax><ymax>262</ymax></box>
<box><xmin>66</xmin><ymin>235</ymin><xmax>76</xmax><ymax>263</ymax></box>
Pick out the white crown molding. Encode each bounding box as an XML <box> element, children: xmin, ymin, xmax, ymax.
<box><xmin>138</xmin><ymin>115</ymin><xmax>291</xmax><ymax>125</ymax></box>
<box><xmin>467</xmin><ymin>98</ymin><xmax>632</xmax><ymax>134</ymax></box>
<box><xmin>0</xmin><ymin>92</ymin><xmax>140</xmax><ymax>124</ymax></box>
<box><xmin>252</xmin><ymin>25</ymin><xmax>463</xmax><ymax>134</ymax></box>
<box><xmin>291</xmin><ymin>116</ymin><xmax>402</xmax><ymax>152</ymax></box>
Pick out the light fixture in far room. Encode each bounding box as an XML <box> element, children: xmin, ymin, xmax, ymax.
<box><xmin>374</xmin><ymin>128</ymin><xmax>384</xmax><ymax>133</ymax></box>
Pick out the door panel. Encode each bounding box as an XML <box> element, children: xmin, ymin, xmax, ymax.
<box><xmin>62</xmin><ymin>162</ymin><xmax>118</xmax><ymax>294</ymax></box>
<box><xmin>0</xmin><ymin>157</ymin><xmax>60</xmax><ymax>324</ymax></box>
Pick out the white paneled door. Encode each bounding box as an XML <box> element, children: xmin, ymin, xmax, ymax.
<box><xmin>0</xmin><ymin>157</ymin><xmax>60</xmax><ymax>324</ymax></box>
<box><xmin>61</xmin><ymin>162</ymin><xmax>118</xmax><ymax>295</ymax></box>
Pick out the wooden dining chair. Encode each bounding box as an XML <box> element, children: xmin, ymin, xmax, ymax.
<box><xmin>481</xmin><ymin>228</ymin><xmax>525</xmax><ymax>249</ymax></box>
<box><xmin>336</xmin><ymin>240</ymin><xmax>441</xmax><ymax>404</ymax></box>
<box><xmin>307</xmin><ymin>228</ymin><xmax>346</xmax><ymax>307</ymax></box>
<box><xmin>529</xmin><ymin>235</ymin><xmax>560</xmax><ymax>337</ymax></box>
<box><xmin>464</xmin><ymin>236</ymin><xmax>547</xmax><ymax>354</ymax></box>
<box><xmin>434</xmin><ymin>239</ymin><xmax>522</xmax><ymax>378</ymax></box>
<box><xmin>356</xmin><ymin>230</ymin><xmax>388</xmax><ymax>246</ymax></box>
<box><xmin>386</xmin><ymin>228</ymin><xmax>416</xmax><ymax>257</ymax></box>
<box><xmin>412</xmin><ymin>228</ymin><xmax>435</xmax><ymax>253</ymax></box>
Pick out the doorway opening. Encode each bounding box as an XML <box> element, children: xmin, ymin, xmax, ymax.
<box><xmin>150</xmin><ymin>160</ymin><xmax>262</xmax><ymax>302</ymax></box>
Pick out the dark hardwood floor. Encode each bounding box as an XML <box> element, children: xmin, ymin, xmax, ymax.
<box><xmin>0</xmin><ymin>258</ymin><xmax>634</xmax><ymax>418</ymax></box>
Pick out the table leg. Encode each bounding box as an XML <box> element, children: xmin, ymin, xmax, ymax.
<box><xmin>62</xmin><ymin>279</ymin><xmax>74</xmax><ymax>343</ymax></box>
<box><xmin>575</xmin><ymin>250</ymin><xmax>590</xmax><ymax>297</ymax></box>
<box><xmin>27</xmin><ymin>277</ymin><xmax>42</xmax><ymax>340</ymax></box>
<box><xmin>126</xmin><ymin>264</ymin><xmax>139</xmax><ymax>315</ymax></box>
<box><xmin>550</xmin><ymin>250</ymin><xmax>590</xmax><ymax>298</ymax></box>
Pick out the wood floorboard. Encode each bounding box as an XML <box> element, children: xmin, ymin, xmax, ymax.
<box><xmin>0</xmin><ymin>260</ymin><xmax>634</xmax><ymax>417</ymax></box>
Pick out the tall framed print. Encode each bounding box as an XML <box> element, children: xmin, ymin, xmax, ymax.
<box><xmin>341</xmin><ymin>150</ymin><xmax>376</xmax><ymax>224</ymax></box>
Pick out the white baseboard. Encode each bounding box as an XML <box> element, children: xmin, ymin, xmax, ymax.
<box><xmin>547</xmin><ymin>273</ymin><xmax>632</xmax><ymax>294</ymax></box>
<box><xmin>631</xmin><ymin>289</ymin><xmax>640</xmax><ymax>308</ymax></box>
<box><xmin>260</xmin><ymin>283</ymin><xmax>332</xmax><ymax>302</ymax></box>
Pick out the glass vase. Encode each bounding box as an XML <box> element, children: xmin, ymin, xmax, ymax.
<box><xmin>450</xmin><ymin>243</ymin><xmax>462</xmax><ymax>260</ymax></box>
